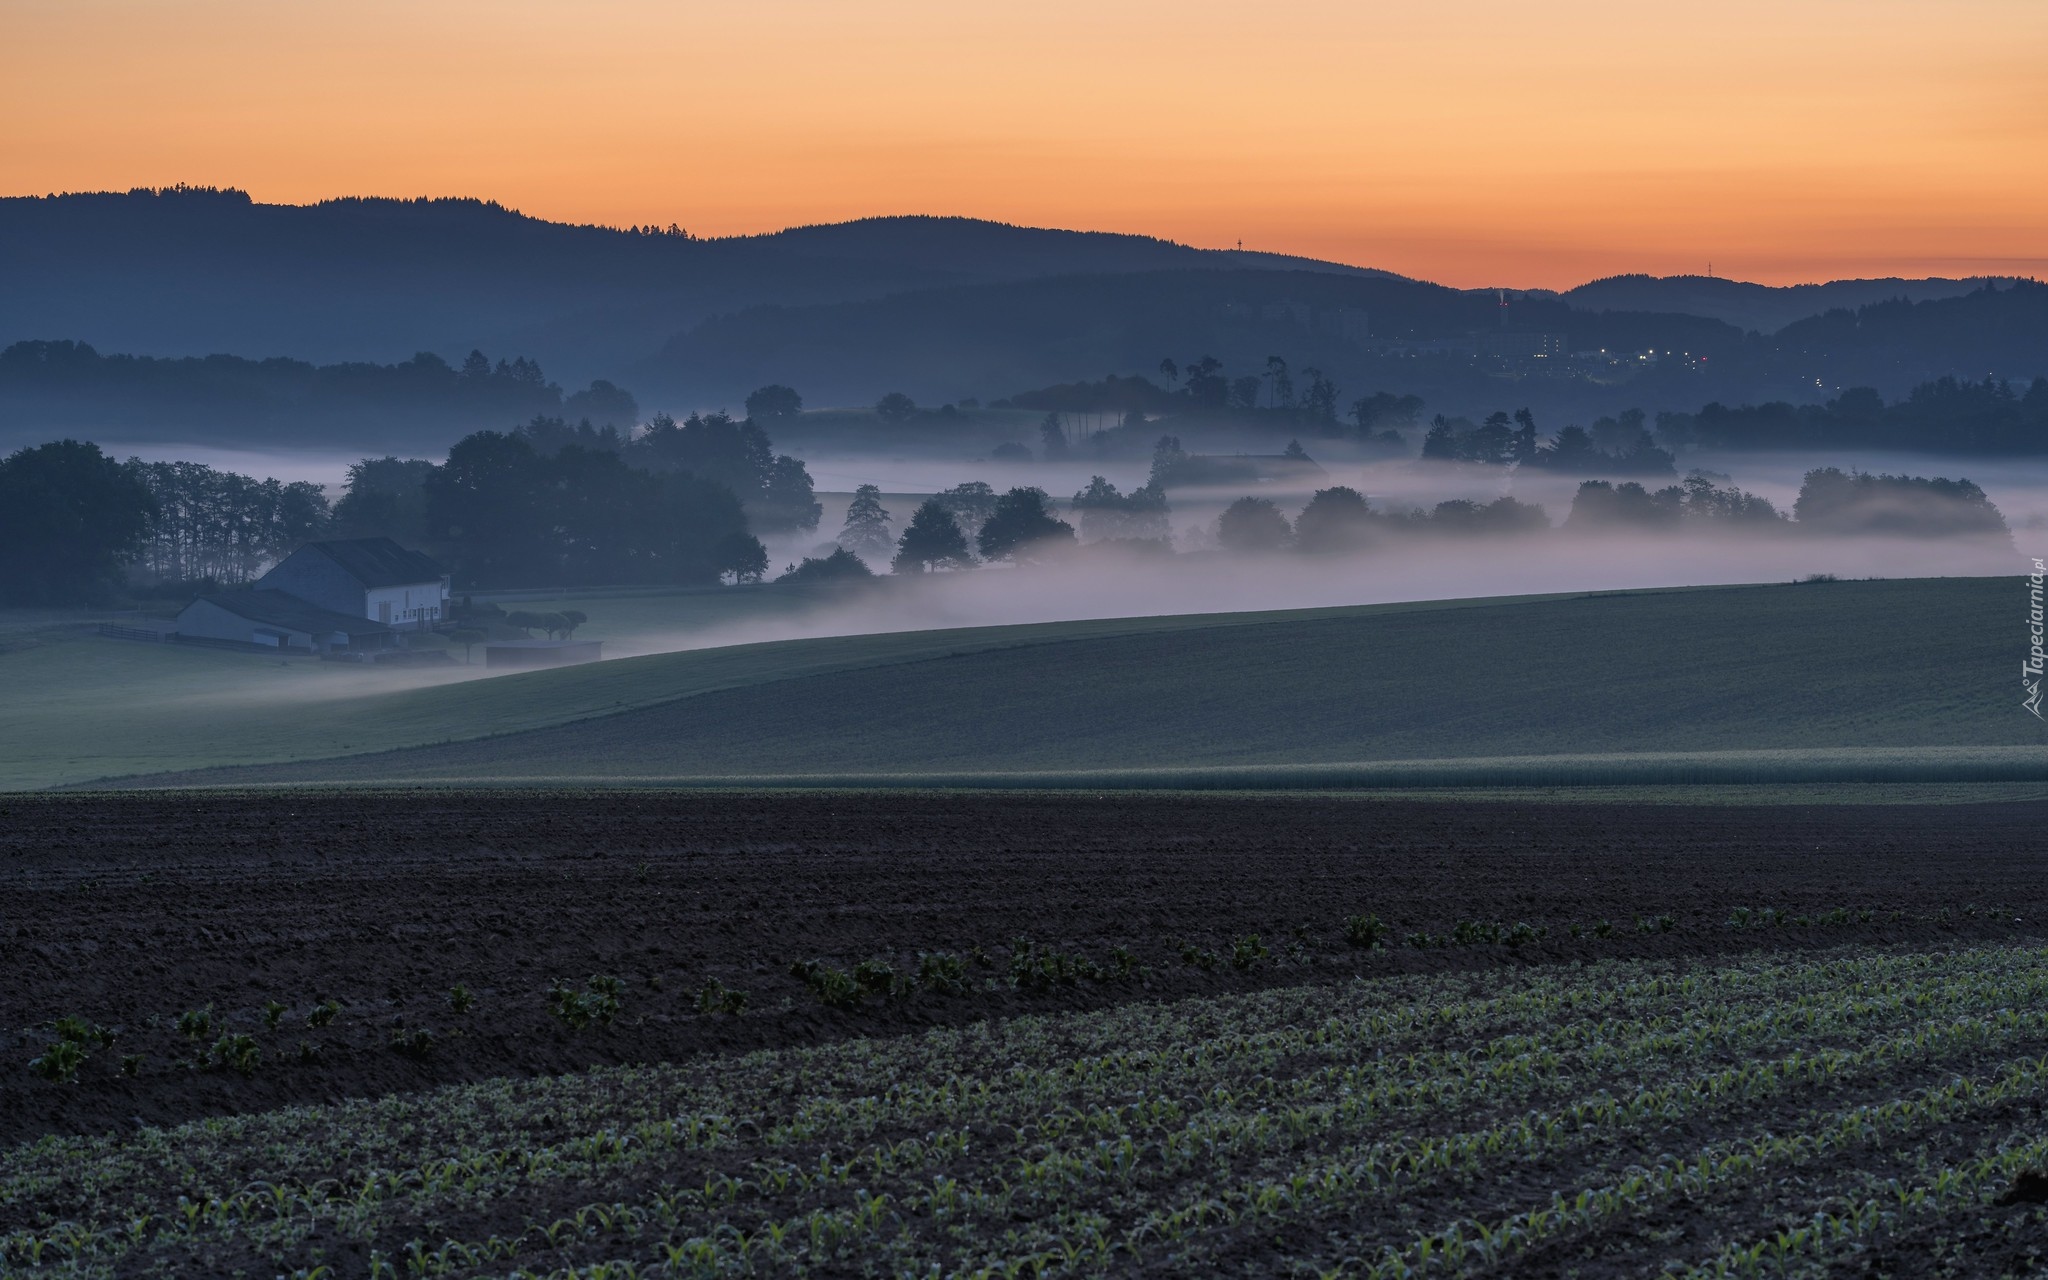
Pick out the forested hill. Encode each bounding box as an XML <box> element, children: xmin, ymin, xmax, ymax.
<box><xmin>641</xmin><ymin>268</ymin><xmax>1751</xmax><ymax>406</ymax></box>
<box><xmin>639</xmin><ymin>270</ymin><xmax>2048</xmax><ymax>410</ymax></box>
<box><xmin>1560</xmin><ymin>274</ymin><xmax>2012</xmax><ymax>334</ymax></box>
<box><xmin>0</xmin><ymin>189</ymin><xmax>1372</xmax><ymax>379</ymax></box>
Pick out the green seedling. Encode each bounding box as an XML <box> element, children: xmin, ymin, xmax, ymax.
<box><xmin>176</xmin><ymin>1006</ymin><xmax>214</xmax><ymax>1041</ymax></box>
<box><xmin>1343</xmin><ymin>913</ymin><xmax>1391</xmax><ymax>949</ymax></box>
<box><xmin>29</xmin><ymin>1041</ymin><xmax>87</xmax><ymax>1083</ymax></box>
<box><xmin>916</xmin><ymin>952</ymin><xmax>970</xmax><ymax>995</ymax></box>
<box><xmin>51</xmin><ymin>1014</ymin><xmax>116</xmax><ymax>1047</ymax></box>
<box><xmin>547</xmin><ymin>976</ymin><xmax>622</xmax><ymax>1029</ymax></box>
<box><xmin>695</xmin><ymin>979</ymin><xmax>749</xmax><ymax>1015</ymax></box>
<box><xmin>389</xmin><ymin>1027</ymin><xmax>435</xmax><ymax>1059</ymax></box>
<box><xmin>211</xmin><ymin>1034</ymin><xmax>260</xmax><ymax>1076</ymax></box>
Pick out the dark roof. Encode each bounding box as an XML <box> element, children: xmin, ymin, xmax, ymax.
<box><xmin>183</xmin><ymin>590</ymin><xmax>394</xmax><ymax>637</ymax></box>
<box><xmin>298</xmin><ymin>538</ymin><xmax>445</xmax><ymax>588</ymax></box>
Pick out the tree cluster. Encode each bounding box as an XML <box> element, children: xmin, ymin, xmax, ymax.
<box><xmin>889</xmin><ymin>487</ymin><xmax>1076</xmax><ymax>574</ymax></box>
<box><xmin>1218</xmin><ymin>488</ymin><xmax>1553</xmax><ymax>555</ymax></box>
<box><xmin>0</xmin><ymin>341</ymin><xmax>635</xmax><ymax>445</ymax></box>
<box><xmin>998</xmin><ymin>358</ymin><xmax>1417</xmax><ymax>451</ymax></box>
<box><xmin>123</xmin><ymin>460</ymin><xmax>330</xmax><ymax>585</ymax></box>
<box><xmin>0</xmin><ymin>441</ymin><xmax>155</xmax><ymax>606</ymax></box>
<box><xmin>420</xmin><ymin>432</ymin><xmax>767</xmax><ymax>588</ymax></box>
<box><xmin>626</xmin><ymin>412</ymin><xmax>821</xmax><ymax>533</ymax></box>
<box><xmin>1565</xmin><ymin>469</ymin><xmax>2006</xmax><ymax>538</ymax></box>
<box><xmin>1069</xmin><ymin>475</ymin><xmax>1170</xmax><ymax>542</ymax></box>
<box><xmin>1655</xmin><ymin>376</ymin><xmax>2048</xmax><ymax>454</ymax></box>
<box><xmin>1421</xmin><ymin>408</ymin><xmax>1676</xmax><ymax>476</ymax></box>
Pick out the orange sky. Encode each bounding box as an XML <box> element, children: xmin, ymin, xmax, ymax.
<box><xmin>6</xmin><ymin>0</ymin><xmax>2046</xmax><ymax>287</ymax></box>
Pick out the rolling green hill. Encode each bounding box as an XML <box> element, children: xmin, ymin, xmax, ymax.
<box><xmin>87</xmin><ymin>576</ymin><xmax>2046</xmax><ymax>791</ymax></box>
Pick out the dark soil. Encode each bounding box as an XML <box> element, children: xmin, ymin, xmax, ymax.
<box><xmin>2</xmin><ymin>788</ymin><xmax>2042</xmax><ymax>1149</ymax></box>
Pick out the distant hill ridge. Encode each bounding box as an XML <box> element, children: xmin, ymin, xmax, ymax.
<box><xmin>1563</xmin><ymin>273</ymin><xmax>2018</xmax><ymax>334</ymax></box>
<box><xmin>2</xmin><ymin>187</ymin><xmax>2041</xmax><ymax>421</ymax></box>
<box><xmin>0</xmin><ymin>189</ymin><xmax>1373</xmax><ymax>380</ymax></box>
<box><xmin>0</xmin><ymin>186</ymin><xmax>2011</xmax><ymax>367</ymax></box>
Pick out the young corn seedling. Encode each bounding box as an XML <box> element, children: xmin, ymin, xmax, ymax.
<box><xmin>176</xmin><ymin>1006</ymin><xmax>214</xmax><ymax>1041</ymax></box>
<box><xmin>305</xmin><ymin>998</ymin><xmax>340</xmax><ymax>1028</ymax></box>
<box><xmin>547</xmin><ymin>976</ymin><xmax>622</xmax><ymax>1029</ymax></box>
<box><xmin>1230</xmin><ymin>934</ymin><xmax>1269</xmax><ymax>970</ymax></box>
<box><xmin>1505</xmin><ymin>921</ymin><xmax>1546</xmax><ymax>948</ymax></box>
<box><xmin>1010</xmin><ymin>939</ymin><xmax>1103</xmax><ymax>990</ymax></box>
<box><xmin>262</xmin><ymin>1001</ymin><xmax>287</xmax><ymax>1030</ymax></box>
<box><xmin>790</xmin><ymin>961</ymin><xmax>865</xmax><ymax>1009</ymax></box>
<box><xmin>388</xmin><ymin>1027</ymin><xmax>435</xmax><ymax>1059</ymax></box>
<box><xmin>50</xmin><ymin>1015</ymin><xmax>116</xmax><ymax>1047</ymax></box>
<box><xmin>695</xmin><ymin>979</ymin><xmax>749</xmax><ymax>1015</ymax></box>
<box><xmin>28</xmin><ymin>1041</ymin><xmax>87</xmax><ymax>1083</ymax></box>
<box><xmin>210</xmin><ymin>1034</ymin><xmax>260</xmax><ymax>1076</ymax></box>
<box><xmin>852</xmin><ymin>958</ymin><xmax>902</xmax><ymax>997</ymax></box>
<box><xmin>1344</xmin><ymin>913</ymin><xmax>1391</xmax><ymax>949</ymax></box>
<box><xmin>448</xmin><ymin>985</ymin><xmax>476</xmax><ymax>1015</ymax></box>
<box><xmin>915</xmin><ymin>952</ymin><xmax>970</xmax><ymax>995</ymax></box>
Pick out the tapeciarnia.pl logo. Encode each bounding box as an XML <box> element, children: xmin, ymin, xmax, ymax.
<box><xmin>2029</xmin><ymin>559</ymin><xmax>2046</xmax><ymax>719</ymax></box>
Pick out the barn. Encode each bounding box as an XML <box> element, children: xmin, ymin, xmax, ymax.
<box><xmin>175</xmin><ymin>590</ymin><xmax>397</xmax><ymax>654</ymax></box>
<box><xmin>255</xmin><ymin>538</ymin><xmax>449</xmax><ymax>630</ymax></box>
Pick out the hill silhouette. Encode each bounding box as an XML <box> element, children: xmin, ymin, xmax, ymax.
<box><xmin>0</xmin><ymin>189</ymin><xmax>1373</xmax><ymax>380</ymax></box>
<box><xmin>1561</xmin><ymin>274</ymin><xmax>2012</xmax><ymax>334</ymax></box>
<box><xmin>637</xmin><ymin>268</ymin><xmax>1747</xmax><ymax>406</ymax></box>
<box><xmin>3</xmin><ymin>188</ymin><xmax>2042</xmax><ymax>443</ymax></box>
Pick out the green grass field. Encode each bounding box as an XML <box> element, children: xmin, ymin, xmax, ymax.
<box><xmin>4</xmin><ymin>576</ymin><xmax>2040</xmax><ymax>791</ymax></box>
<box><xmin>13</xmin><ymin>941</ymin><xmax>2048</xmax><ymax>1277</ymax></box>
<box><xmin>0</xmin><ymin>569</ymin><xmax>2031</xmax><ymax>790</ymax></box>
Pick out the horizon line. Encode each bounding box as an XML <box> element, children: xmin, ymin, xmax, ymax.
<box><xmin>9</xmin><ymin>184</ymin><xmax>2041</xmax><ymax>296</ymax></box>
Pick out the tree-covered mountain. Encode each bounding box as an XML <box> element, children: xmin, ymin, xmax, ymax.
<box><xmin>4</xmin><ymin>187</ymin><xmax>2042</xmax><ymax>448</ymax></box>
<box><xmin>0</xmin><ymin>340</ymin><xmax>634</xmax><ymax>451</ymax></box>
<box><xmin>1560</xmin><ymin>274</ymin><xmax>2012</xmax><ymax>334</ymax></box>
<box><xmin>0</xmin><ymin>187</ymin><xmax>1377</xmax><ymax>381</ymax></box>
<box><xmin>642</xmin><ymin>273</ymin><xmax>2048</xmax><ymax>417</ymax></box>
<box><xmin>638</xmin><ymin>268</ymin><xmax>1750</xmax><ymax>408</ymax></box>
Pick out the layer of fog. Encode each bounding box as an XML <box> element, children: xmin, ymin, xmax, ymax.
<box><xmin>785</xmin><ymin>446</ymin><xmax>2046</xmax><ymax>561</ymax></box>
<box><xmin>640</xmin><ymin>531</ymin><xmax>2023</xmax><ymax>666</ymax></box>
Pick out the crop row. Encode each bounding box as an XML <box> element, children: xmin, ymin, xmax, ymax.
<box><xmin>6</xmin><ymin>942</ymin><xmax>2047</xmax><ymax>1278</ymax></box>
<box><xmin>21</xmin><ymin>897</ymin><xmax>1994</xmax><ymax>1090</ymax></box>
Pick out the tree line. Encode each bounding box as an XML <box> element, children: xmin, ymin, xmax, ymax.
<box><xmin>1419</xmin><ymin>408</ymin><xmax>1677</xmax><ymax>476</ymax></box>
<box><xmin>0</xmin><ymin>408</ymin><xmax>821</xmax><ymax>604</ymax></box>
<box><xmin>783</xmin><ymin>484</ymin><xmax>1082</xmax><ymax>581</ymax></box>
<box><xmin>1655</xmin><ymin>376</ymin><xmax>2048</xmax><ymax>454</ymax></box>
<box><xmin>0</xmin><ymin>341</ymin><xmax>639</xmax><ymax>446</ymax></box>
<box><xmin>997</xmin><ymin>355</ymin><xmax>1421</xmax><ymax>450</ymax></box>
<box><xmin>1208</xmin><ymin>468</ymin><xmax>2006</xmax><ymax>554</ymax></box>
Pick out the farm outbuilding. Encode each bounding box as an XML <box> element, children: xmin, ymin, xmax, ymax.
<box><xmin>175</xmin><ymin>590</ymin><xmax>398</xmax><ymax>654</ymax></box>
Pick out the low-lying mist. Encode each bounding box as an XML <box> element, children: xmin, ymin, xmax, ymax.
<box><xmin>615</xmin><ymin>529</ymin><xmax>2021</xmax><ymax>661</ymax></box>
